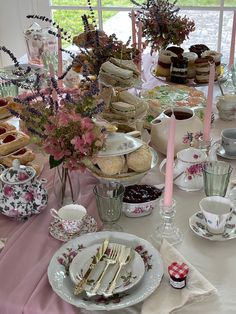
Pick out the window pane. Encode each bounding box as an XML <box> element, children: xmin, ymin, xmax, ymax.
<box><xmin>102</xmin><ymin>0</ymin><xmax>132</xmax><ymax>7</ymax></box>
<box><xmin>52</xmin><ymin>9</ymin><xmax>98</xmax><ymax>46</ymax></box>
<box><xmin>221</xmin><ymin>11</ymin><xmax>235</xmax><ymax>63</ymax></box>
<box><xmin>224</xmin><ymin>0</ymin><xmax>236</xmax><ymax>6</ymax></box>
<box><xmin>51</xmin><ymin>0</ymin><xmax>97</xmax><ymax>6</ymax></box>
<box><xmin>103</xmin><ymin>11</ymin><xmax>132</xmax><ymax>42</ymax></box>
<box><xmin>180</xmin><ymin>10</ymin><xmax>219</xmax><ymax>51</ymax></box>
<box><xmin>178</xmin><ymin>0</ymin><xmax>220</xmax><ymax>6</ymax></box>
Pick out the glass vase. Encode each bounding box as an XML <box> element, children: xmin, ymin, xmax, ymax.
<box><xmin>53</xmin><ymin>164</ymin><xmax>80</xmax><ymax>206</ymax></box>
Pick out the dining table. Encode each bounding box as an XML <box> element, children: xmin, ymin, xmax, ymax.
<box><xmin>0</xmin><ymin>51</ymin><xmax>236</xmax><ymax>314</ymax></box>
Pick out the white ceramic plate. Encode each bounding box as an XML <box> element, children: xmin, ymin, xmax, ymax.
<box><xmin>47</xmin><ymin>231</ymin><xmax>163</xmax><ymax>311</ymax></box>
<box><xmin>69</xmin><ymin>243</ymin><xmax>145</xmax><ymax>296</ymax></box>
<box><xmin>92</xmin><ymin>147</ymin><xmax>158</xmax><ymax>186</ymax></box>
<box><xmin>97</xmin><ymin>132</ymin><xmax>143</xmax><ymax>157</ymax></box>
<box><xmin>189</xmin><ymin>210</ymin><xmax>236</xmax><ymax>241</ymax></box>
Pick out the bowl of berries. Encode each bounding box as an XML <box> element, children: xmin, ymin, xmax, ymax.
<box><xmin>122</xmin><ymin>184</ymin><xmax>163</xmax><ymax>218</ymax></box>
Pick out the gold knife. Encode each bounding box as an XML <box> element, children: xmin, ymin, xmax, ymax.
<box><xmin>74</xmin><ymin>238</ymin><xmax>109</xmax><ymax>295</ymax></box>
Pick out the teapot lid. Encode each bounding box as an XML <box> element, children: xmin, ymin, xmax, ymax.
<box><xmin>0</xmin><ymin>159</ymin><xmax>36</xmax><ymax>185</ymax></box>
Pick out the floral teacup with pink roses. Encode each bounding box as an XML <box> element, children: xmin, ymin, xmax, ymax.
<box><xmin>0</xmin><ymin>159</ymin><xmax>48</xmax><ymax>220</ymax></box>
<box><xmin>160</xmin><ymin>147</ymin><xmax>207</xmax><ymax>192</ymax></box>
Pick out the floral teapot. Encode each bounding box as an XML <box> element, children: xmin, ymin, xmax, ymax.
<box><xmin>0</xmin><ymin>159</ymin><xmax>48</xmax><ymax>220</ymax></box>
<box><xmin>160</xmin><ymin>147</ymin><xmax>207</xmax><ymax>191</ymax></box>
<box><xmin>151</xmin><ymin>107</ymin><xmax>203</xmax><ymax>155</ymax></box>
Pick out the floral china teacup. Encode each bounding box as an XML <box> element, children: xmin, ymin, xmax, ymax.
<box><xmin>199</xmin><ymin>196</ymin><xmax>233</xmax><ymax>234</ymax></box>
<box><xmin>0</xmin><ymin>159</ymin><xmax>48</xmax><ymax>220</ymax></box>
<box><xmin>160</xmin><ymin>147</ymin><xmax>207</xmax><ymax>191</ymax></box>
<box><xmin>50</xmin><ymin>204</ymin><xmax>87</xmax><ymax>234</ymax></box>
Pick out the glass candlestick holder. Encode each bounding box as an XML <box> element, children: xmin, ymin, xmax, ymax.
<box><xmin>151</xmin><ymin>198</ymin><xmax>183</xmax><ymax>246</ymax></box>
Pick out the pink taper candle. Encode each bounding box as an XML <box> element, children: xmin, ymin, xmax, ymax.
<box><xmin>229</xmin><ymin>11</ymin><xmax>236</xmax><ymax>70</ymax></box>
<box><xmin>164</xmin><ymin>113</ymin><xmax>176</xmax><ymax>207</ymax></box>
<box><xmin>57</xmin><ymin>28</ymin><xmax>63</xmax><ymax>89</ymax></box>
<box><xmin>49</xmin><ymin>63</ymin><xmax>58</xmax><ymax>103</ymax></box>
<box><xmin>203</xmin><ymin>63</ymin><xmax>215</xmax><ymax>142</ymax></box>
<box><xmin>131</xmin><ymin>10</ymin><xmax>137</xmax><ymax>48</ymax></box>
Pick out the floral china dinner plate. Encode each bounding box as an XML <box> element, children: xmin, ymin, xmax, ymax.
<box><xmin>49</xmin><ymin>215</ymin><xmax>97</xmax><ymax>242</ymax></box>
<box><xmin>47</xmin><ymin>231</ymin><xmax>163</xmax><ymax>311</ymax></box>
<box><xmin>69</xmin><ymin>243</ymin><xmax>145</xmax><ymax>296</ymax></box>
<box><xmin>189</xmin><ymin>211</ymin><xmax>236</xmax><ymax>241</ymax></box>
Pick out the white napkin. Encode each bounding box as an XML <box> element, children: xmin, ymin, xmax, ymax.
<box><xmin>142</xmin><ymin>239</ymin><xmax>217</xmax><ymax>314</ymax></box>
<box><xmin>0</xmin><ymin>238</ymin><xmax>7</xmax><ymax>251</ymax></box>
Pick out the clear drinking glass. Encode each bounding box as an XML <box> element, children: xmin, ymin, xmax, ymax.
<box><xmin>93</xmin><ymin>182</ymin><xmax>125</xmax><ymax>231</ymax></box>
<box><xmin>203</xmin><ymin>161</ymin><xmax>233</xmax><ymax>196</ymax></box>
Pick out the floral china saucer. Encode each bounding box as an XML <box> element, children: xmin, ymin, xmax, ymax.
<box><xmin>49</xmin><ymin>215</ymin><xmax>97</xmax><ymax>242</ymax></box>
<box><xmin>216</xmin><ymin>140</ymin><xmax>236</xmax><ymax>160</ymax></box>
<box><xmin>189</xmin><ymin>211</ymin><xmax>236</xmax><ymax>241</ymax></box>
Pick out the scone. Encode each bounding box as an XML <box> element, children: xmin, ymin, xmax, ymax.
<box><xmin>94</xmin><ymin>155</ymin><xmax>125</xmax><ymax>176</ymax></box>
<box><xmin>0</xmin><ymin>131</ymin><xmax>30</xmax><ymax>156</ymax></box>
<box><xmin>0</xmin><ymin>122</ymin><xmax>16</xmax><ymax>135</ymax></box>
<box><xmin>0</xmin><ymin>147</ymin><xmax>35</xmax><ymax>167</ymax></box>
<box><xmin>127</xmin><ymin>145</ymin><xmax>152</xmax><ymax>173</ymax></box>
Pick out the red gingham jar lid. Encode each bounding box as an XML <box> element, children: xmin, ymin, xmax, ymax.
<box><xmin>168</xmin><ymin>262</ymin><xmax>189</xmax><ymax>279</ymax></box>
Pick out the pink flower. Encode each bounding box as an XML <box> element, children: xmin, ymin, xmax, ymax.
<box><xmin>81</xmin><ymin>117</ymin><xmax>93</xmax><ymax>130</ymax></box>
<box><xmin>71</xmin><ymin>136</ymin><xmax>86</xmax><ymax>153</ymax></box>
<box><xmin>82</xmin><ymin>132</ymin><xmax>95</xmax><ymax>145</ymax></box>
<box><xmin>58</xmin><ymin>111</ymin><xmax>70</xmax><ymax>126</ymax></box>
<box><xmin>3</xmin><ymin>186</ymin><xmax>14</xmax><ymax>197</ymax></box>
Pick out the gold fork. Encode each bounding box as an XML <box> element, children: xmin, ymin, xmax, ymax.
<box><xmin>86</xmin><ymin>243</ymin><xmax>121</xmax><ymax>297</ymax></box>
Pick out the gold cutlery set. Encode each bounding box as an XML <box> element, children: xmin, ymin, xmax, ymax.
<box><xmin>73</xmin><ymin>239</ymin><xmax>132</xmax><ymax>297</ymax></box>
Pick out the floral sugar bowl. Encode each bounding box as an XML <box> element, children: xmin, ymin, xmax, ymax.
<box><xmin>0</xmin><ymin>159</ymin><xmax>48</xmax><ymax>220</ymax></box>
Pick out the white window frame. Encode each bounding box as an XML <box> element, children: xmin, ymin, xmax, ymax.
<box><xmin>49</xmin><ymin>1</ymin><xmax>236</xmax><ymax>53</ymax></box>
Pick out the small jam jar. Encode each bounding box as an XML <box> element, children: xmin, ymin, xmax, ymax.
<box><xmin>168</xmin><ymin>262</ymin><xmax>189</xmax><ymax>289</ymax></box>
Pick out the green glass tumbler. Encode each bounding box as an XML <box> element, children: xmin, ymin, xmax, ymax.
<box><xmin>203</xmin><ymin>161</ymin><xmax>233</xmax><ymax>196</ymax></box>
<box><xmin>93</xmin><ymin>182</ymin><xmax>125</xmax><ymax>231</ymax></box>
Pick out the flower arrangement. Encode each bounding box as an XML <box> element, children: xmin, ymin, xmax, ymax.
<box><xmin>72</xmin><ymin>14</ymin><xmax>141</xmax><ymax>76</ymax></box>
<box><xmin>0</xmin><ymin>45</ymin><xmax>107</xmax><ymax>171</ymax></box>
<box><xmin>131</xmin><ymin>0</ymin><xmax>195</xmax><ymax>53</ymax></box>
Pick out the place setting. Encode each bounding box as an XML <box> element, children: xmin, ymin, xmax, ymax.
<box><xmin>47</xmin><ymin>231</ymin><xmax>164</xmax><ymax>311</ymax></box>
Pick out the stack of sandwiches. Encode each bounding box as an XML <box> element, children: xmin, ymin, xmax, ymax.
<box><xmin>101</xmin><ymin>90</ymin><xmax>147</xmax><ymax>122</ymax></box>
<box><xmin>99</xmin><ymin>57</ymin><xmax>141</xmax><ymax>89</ymax></box>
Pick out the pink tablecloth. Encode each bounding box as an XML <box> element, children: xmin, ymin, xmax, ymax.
<box><xmin>0</xmin><ymin>163</ymin><xmax>101</xmax><ymax>314</ymax></box>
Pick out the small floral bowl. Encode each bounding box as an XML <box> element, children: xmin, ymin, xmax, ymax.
<box><xmin>122</xmin><ymin>184</ymin><xmax>162</xmax><ymax>218</ymax></box>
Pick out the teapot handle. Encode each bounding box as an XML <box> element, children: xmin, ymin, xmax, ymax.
<box><xmin>50</xmin><ymin>208</ymin><xmax>61</xmax><ymax>220</ymax></box>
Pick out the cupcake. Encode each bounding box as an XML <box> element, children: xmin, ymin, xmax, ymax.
<box><xmin>182</xmin><ymin>52</ymin><xmax>198</xmax><ymax>79</ymax></box>
<box><xmin>155</xmin><ymin>50</ymin><xmax>177</xmax><ymax>77</ymax></box>
<box><xmin>195</xmin><ymin>56</ymin><xmax>214</xmax><ymax>84</ymax></box>
<box><xmin>166</xmin><ymin>46</ymin><xmax>184</xmax><ymax>56</ymax></box>
<box><xmin>170</xmin><ymin>56</ymin><xmax>188</xmax><ymax>84</ymax></box>
<box><xmin>201</xmin><ymin>50</ymin><xmax>222</xmax><ymax>77</ymax></box>
<box><xmin>189</xmin><ymin>44</ymin><xmax>209</xmax><ymax>58</ymax></box>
